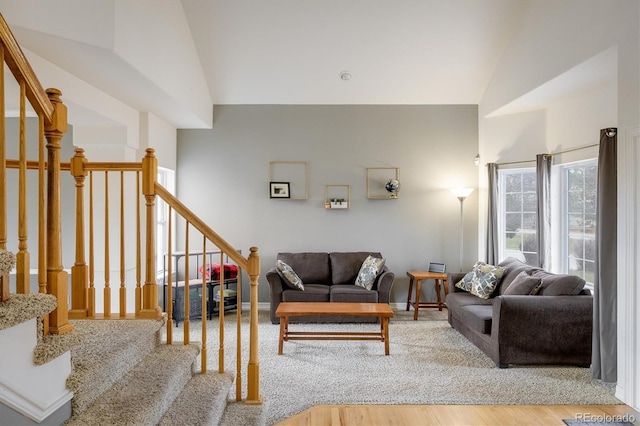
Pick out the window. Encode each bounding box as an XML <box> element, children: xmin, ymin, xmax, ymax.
<box><xmin>499</xmin><ymin>168</ymin><xmax>538</xmax><ymax>266</ymax></box>
<box><xmin>562</xmin><ymin>160</ymin><xmax>597</xmax><ymax>285</ymax></box>
<box><xmin>496</xmin><ymin>158</ymin><xmax>599</xmax><ymax>282</ymax></box>
<box><xmin>156</xmin><ymin>167</ymin><xmax>175</xmax><ymax>275</ymax></box>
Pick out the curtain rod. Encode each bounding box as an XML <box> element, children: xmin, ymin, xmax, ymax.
<box><xmin>494</xmin><ymin>159</ymin><xmax>535</xmax><ymax>166</ymax></box>
<box><xmin>551</xmin><ymin>142</ymin><xmax>599</xmax><ymax>156</ymax></box>
<box><xmin>494</xmin><ymin>142</ymin><xmax>599</xmax><ymax>166</ymax></box>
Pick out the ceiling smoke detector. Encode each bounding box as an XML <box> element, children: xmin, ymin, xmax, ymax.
<box><xmin>339</xmin><ymin>71</ymin><xmax>352</xmax><ymax>81</ymax></box>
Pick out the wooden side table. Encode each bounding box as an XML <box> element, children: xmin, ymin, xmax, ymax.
<box><xmin>406</xmin><ymin>270</ymin><xmax>449</xmax><ymax>320</ymax></box>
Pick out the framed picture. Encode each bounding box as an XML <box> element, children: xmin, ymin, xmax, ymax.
<box><xmin>269</xmin><ymin>161</ymin><xmax>308</xmax><ymax>200</ymax></box>
<box><xmin>270</xmin><ymin>182</ymin><xmax>290</xmax><ymax>198</ymax></box>
<box><xmin>428</xmin><ymin>262</ymin><xmax>446</xmax><ymax>273</ymax></box>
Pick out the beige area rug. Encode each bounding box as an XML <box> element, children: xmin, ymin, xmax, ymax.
<box><xmin>168</xmin><ymin>308</ymin><xmax>620</xmax><ymax>425</ymax></box>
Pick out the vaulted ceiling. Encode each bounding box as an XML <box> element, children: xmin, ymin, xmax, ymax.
<box><xmin>184</xmin><ymin>0</ymin><xmax>526</xmax><ymax>105</ymax></box>
<box><xmin>2</xmin><ymin>0</ymin><xmax>527</xmax><ymax>129</ymax></box>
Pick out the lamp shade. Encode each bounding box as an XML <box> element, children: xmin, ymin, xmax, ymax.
<box><xmin>450</xmin><ymin>187</ymin><xmax>474</xmax><ymax>199</ymax></box>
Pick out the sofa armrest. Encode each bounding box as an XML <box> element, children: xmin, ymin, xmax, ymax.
<box><xmin>491</xmin><ymin>295</ymin><xmax>593</xmax><ymax>366</ymax></box>
<box><xmin>447</xmin><ymin>272</ymin><xmax>467</xmax><ymax>293</ymax></box>
<box><xmin>266</xmin><ymin>267</ymin><xmax>285</xmax><ymax>324</ymax></box>
<box><xmin>375</xmin><ymin>268</ymin><xmax>395</xmax><ymax>303</ymax></box>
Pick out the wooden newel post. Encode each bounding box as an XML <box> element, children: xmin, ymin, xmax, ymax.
<box><xmin>139</xmin><ymin>148</ymin><xmax>162</xmax><ymax>319</ymax></box>
<box><xmin>0</xmin><ymin>273</ymin><xmax>9</xmax><ymax>302</ymax></box>
<box><xmin>69</xmin><ymin>148</ymin><xmax>89</xmax><ymax>318</ymax></box>
<box><xmin>44</xmin><ymin>88</ymin><xmax>72</xmax><ymax>334</ymax></box>
<box><xmin>246</xmin><ymin>246</ymin><xmax>263</xmax><ymax>404</ymax></box>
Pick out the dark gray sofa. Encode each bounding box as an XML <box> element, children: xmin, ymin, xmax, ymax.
<box><xmin>446</xmin><ymin>257</ymin><xmax>593</xmax><ymax>368</ymax></box>
<box><xmin>266</xmin><ymin>252</ymin><xmax>395</xmax><ymax>324</ymax></box>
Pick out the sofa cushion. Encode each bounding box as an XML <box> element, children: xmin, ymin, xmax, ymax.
<box><xmin>354</xmin><ymin>255</ymin><xmax>385</xmax><ymax>290</ymax></box>
<box><xmin>330</xmin><ymin>252</ymin><xmax>383</xmax><ymax>284</ymax></box>
<box><xmin>503</xmin><ymin>271</ymin><xmax>541</xmax><ymax>295</ymax></box>
<box><xmin>456</xmin><ymin>261</ymin><xmax>506</xmax><ymax>299</ymax></box>
<box><xmin>531</xmin><ymin>270</ymin><xmax>586</xmax><ymax>295</ymax></box>
<box><xmin>277</xmin><ymin>252</ymin><xmax>331</xmax><ymax>285</ymax></box>
<box><xmin>330</xmin><ymin>285</ymin><xmax>379</xmax><ymax>303</ymax></box>
<box><xmin>459</xmin><ymin>305</ymin><xmax>493</xmax><ymax>334</ymax></box>
<box><xmin>496</xmin><ymin>257</ymin><xmax>539</xmax><ymax>295</ymax></box>
<box><xmin>282</xmin><ymin>284</ymin><xmax>330</xmax><ymax>302</ymax></box>
<box><xmin>276</xmin><ymin>260</ymin><xmax>305</xmax><ymax>291</ymax></box>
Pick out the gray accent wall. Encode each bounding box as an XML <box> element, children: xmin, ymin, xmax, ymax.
<box><xmin>177</xmin><ymin>105</ymin><xmax>479</xmax><ymax>305</ymax></box>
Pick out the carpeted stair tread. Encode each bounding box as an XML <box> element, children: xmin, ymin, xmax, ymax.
<box><xmin>158</xmin><ymin>371</ymin><xmax>234</xmax><ymax>426</ymax></box>
<box><xmin>66</xmin><ymin>319</ymin><xmax>165</xmax><ymax>414</ymax></box>
<box><xmin>0</xmin><ymin>293</ymin><xmax>57</xmax><ymax>331</ymax></box>
<box><xmin>65</xmin><ymin>343</ymin><xmax>200</xmax><ymax>426</ymax></box>
<box><xmin>220</xmin><ymin>400</ymin><xmax>268</xmax><ymax>426</ymax></box>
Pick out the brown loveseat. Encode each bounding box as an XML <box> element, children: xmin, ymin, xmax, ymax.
<box><xmin>446</xmin><ymin>257</ymin><xmax>593</xmax><ymax>368</ymax></box>
<box><xmin>266</xmin><ymin>252</ymin><xmax>395</xmax><ymax>324</ymax></box>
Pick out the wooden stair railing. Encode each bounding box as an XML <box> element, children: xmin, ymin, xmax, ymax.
<box><xmin>66</xmin><ymin>148</ymin><xmax>156</xmax><ymax>319</ymax></box>
<box><xmin>154</xmin><ymin>177</ymin><xmax>262</xmax><ymax>404</ymax></box>
<box><xmin>1</xmin><ymin>12</ymin><xmax>72</xmax><ymax>335</ymax></box>
<box><xmin>155</xmin><ymin>165</ymin><xmax>262</xmax><ymax>404</ymax></box>
<box><xmin>67</xmin><ymin>147</ymin><xmax>262</xmax><ymax>404</ymax></box>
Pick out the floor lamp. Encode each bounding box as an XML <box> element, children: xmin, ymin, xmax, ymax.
<box><xmin>450</xmin><ymin>187</ymin><xmax>474</xmax><ymax>271</ymax></box>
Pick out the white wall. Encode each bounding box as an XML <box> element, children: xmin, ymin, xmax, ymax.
<box><xmin>140</xmin><ymin>112</ymin><xmax>177</xmax><ymax>170</ymax></box>
<box><xmin>545</xmin><ymin>80</ymin><xmax>616</xmax><ymax>161</ymax></box>
<box><xmin>177</xmin><ymin>105</ymin><xmax>479</xmax><ymax>305</ymax></box>
<box><xmin>478</xmin><ymin>0</ymin><xmax>639</xmax><ymax>410</ymax></box>
<box><xmin>114</xmin><ymin>0</ymin><xmax>213</xmax><ymax>128</ymax></box>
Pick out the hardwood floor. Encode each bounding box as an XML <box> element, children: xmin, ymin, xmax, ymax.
<box><xmin>276</xmin><ymin>404</ymin><xmax>638</xmax><ymax>425</ymax></box>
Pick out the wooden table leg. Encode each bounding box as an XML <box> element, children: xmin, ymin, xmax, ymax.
<box><xmin>442</xmin><ymin>278</ymin><xmax>449</xmax><ymax>309</ymax></box>
<box><xmin>382</xmin><ymin>317</ymin><xmax>390</xmax><ymax>355</ymax></box>
<box><xmin>278</xmin><ymin>316</ymin><xmax>287</xmax><ymax>355</ymax></box>
<box><xmin>414</xmin><ymin>280</ymin><xmax>422</xmax><ymax>320</ymax></box>
<box><xmin>435</xmin><ymin>279</ymin><xmax>443</xmax><ymax>311</ymax></box>
<box><xmin>406</xmin><ymin>277</ymin><xmax>414</xmax><ymax>311</ymax></box>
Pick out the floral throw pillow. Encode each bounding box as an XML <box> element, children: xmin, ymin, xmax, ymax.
<box><xmin>355</xmin><ymin>255</ymin><xmax>385</xmax><ymax>290</ymax></box>
<box><xmin>276</xmin><ymin>260</ymin><xmax>304</xmax><ymax>291</ymax></box>
<box><xmin>455</xmin><ymin>261</ymin><xmax>506</xmax><ymax>299</ymax></box>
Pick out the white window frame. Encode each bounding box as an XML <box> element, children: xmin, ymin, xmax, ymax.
<box><xmin>559</xmin><ymin>158</ymin><xmax>597</xmax><ymax>287</ymax></box>
<box><xmin>497</xmin><ymin>167</ymin><xmax>538</xmax><ymax>265</ymax></box>
<box><xmin>156</xmin><ymin>167</ymin><xmax>175</xmax><ymax>276</ymax></box>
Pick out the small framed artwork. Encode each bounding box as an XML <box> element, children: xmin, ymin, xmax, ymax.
<box><xmin>428</xmin><ymin>262</ymin><xmax>446</xmax><ymax>273</ymax></box>
<box><xmin>269</xmin><ymin>161</ymin><xmax>308</xmax><ymax>200</ymax></box>
<box><xmin>270</xmin><ymin>182</ymin><xmax>290</xmax><ymax>198</ymax></box>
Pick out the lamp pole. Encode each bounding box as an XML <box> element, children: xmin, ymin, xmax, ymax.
<box><xmin>458</xmin><ymin>196</ymin><xmax>464</xmax><ymax>272</ymax></box>
<box><xmin>450</xmin><ymin>188</ymin><xmax>474</xmax><ymax>271</ymax></box>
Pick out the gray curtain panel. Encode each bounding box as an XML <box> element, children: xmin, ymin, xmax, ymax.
<box><xmin>486</xmin><ymin>163</ymin><xmax>499</xmax><ymax>265</ymax></box>
<box><xmin>592</xmin><ymin>128</ymin><xmax>617</xmax><ymax>382</ymax></box>
<box><xmin>536</xmin><ymin>154</ymin><xmax>552</xmax><ymax>269</ymax></box>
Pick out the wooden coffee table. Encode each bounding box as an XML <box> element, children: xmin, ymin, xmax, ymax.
<box><xmin>275</xmin><ymin>302</ymin><xmax>394</xmax><ymax>355</ymax></box>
